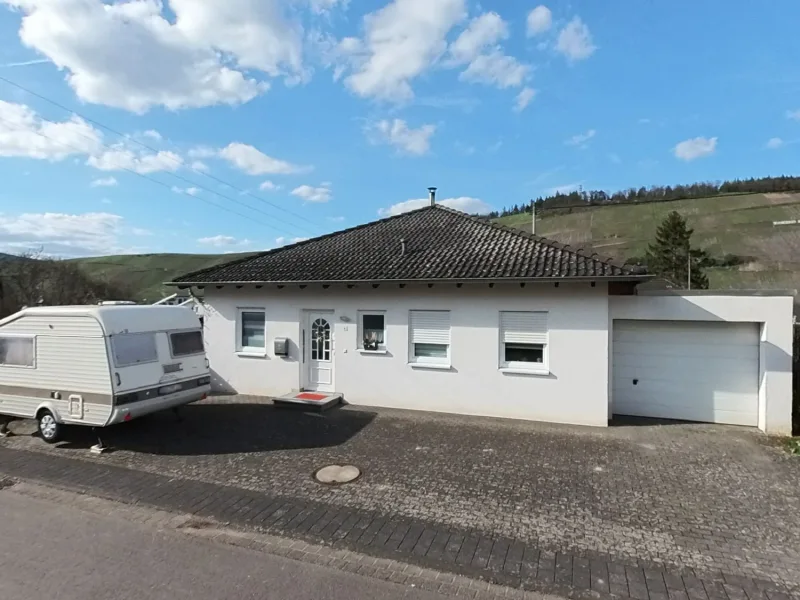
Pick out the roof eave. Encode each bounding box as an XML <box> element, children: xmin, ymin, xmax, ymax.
<box><xmin>166</xmin><ymin>274</ymin><xmax>653</xmax><ymax>287</ymax></box>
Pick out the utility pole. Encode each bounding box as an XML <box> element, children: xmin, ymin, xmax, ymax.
<box><xmin>687</xmin><ymin>249</ymin><xmax>692</xmax><ymax>290</ymax></box>
<box><xmin>531</xmin><ymin>199</ymin><xmax>536</xmax><ymax>235</ymax></box>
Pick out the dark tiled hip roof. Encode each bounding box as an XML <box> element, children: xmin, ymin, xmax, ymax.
<box><xmin>171</xmin><ymin>205</ymin><xmax>647</xmax><ymax>284</ymax></box>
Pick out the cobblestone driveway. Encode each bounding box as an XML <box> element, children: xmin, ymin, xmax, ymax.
<box><xmin>2</xmin><ymin>396</ymin><xmax>799</xmax><ymax>594</ymax></box>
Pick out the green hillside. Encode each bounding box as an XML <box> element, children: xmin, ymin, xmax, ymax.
<box><xmin>66</xmin><ymin>192</ymin><xmax>800</xmax><ymax>301</ymax></box>
<box><xmin>69</xmin><ymin>252</ymin><xmax>254</xmax><ymax>302</ymax></box>
<box><xmin>497</xmin><ymin>192</ymin><xmax>800</xmax><ymax>292</ymax></box>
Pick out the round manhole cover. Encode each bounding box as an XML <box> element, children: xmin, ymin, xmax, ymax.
<box><xmin>314</xmin><ymin>464</ymin><xmax>361</xmax><ymax>485</ymax></box>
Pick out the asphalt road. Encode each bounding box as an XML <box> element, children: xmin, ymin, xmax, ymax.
<box><xmin>0</xmin><ymin>490</ymin><xmax>452</xmax><ymax>600</ymax></box>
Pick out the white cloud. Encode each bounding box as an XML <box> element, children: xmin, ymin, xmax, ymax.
<box><xmin>459</xmin><ymin>50</ymin><xmax>528</xmax><ymax>88</ymax></box>
<box><xmin>190</xmin><ymin>160</ymin><xmax>209</xmax><ymax>172</ymax></box>
<box><xmin>197</xmin><ymin>234</ymin><xmax>251</xmax><ymax>247</ymax></box>
<box><xmin>275</xmin><ymin>235</ymin><xmax>309</xmax><ymax>246</ymax></box>
<box><xmin>171</xmin><ymin>186</ymin><xmax>201</xmax><ymax>196</ymax></box>
<box><xmin>448</xmin><ymin>12</ymin><xmax>528</xmax><ymax>90</ymax></box>
<box><xmin>88</xmin><ymin>147</ymin><xmax>182</xmax><ymax>174</ymax></box>
<box><xmin>0</xmin><ymin>211</ymin><xmax>125</xmax><ymax>256</ymax></box>
<box><xmin>90</xmin><ymin>176</ymin><xmax>118</xmax><ymax>187</ymax></box>
<box><xmin>3</xmin><ymin>0</ymin><xmax>306</xmax><ymax>113</ymax></box>
<box><xmin>188</xmin><ymin>146</ymin><xmax>217</xmax><ymax>159</ymax></box>
<box><xmin>0</xmin><ymin>100</ymin><xmax>188</xmax><ymax>175</ymax></box>
<box><xmin>766</xmin><ymin>137</ymin><xmax>784</xmax><ymax>150</ymax></box>
<box><xmin>448</xmin><ymin>12</ymin><xmax>507</xmax><ymax>64</ymax></box>
<box><xmin>638</xmin><ymin>118</ymin><xmax>651</xmax><ymax>124</ymax></box>
<box><xmin>547</xmin><ymin>182</ymin><xmax>583</xmax><ymax>195</ymax></box>
<box><xmin>514</xmin><ymin>87</ymin><xmax>536</xmax><ymax>112</ymax></box>
<box><xmin>307</xmin><ymin>0</ymin><xmax>349</xmax><ymax>14</ymax></box>
<box><xmin>340</xmin><ymin>0</ymin><xmax>467</xmax><ymax>101</ymax></box>
<box><xmin>673</xmin><ymin>136</ymin><xmax>717</xmax><ymax>161</ymax></box>
<box><xmin>565</xmin><ymin>129</ymin><xmax>596</xmax><ymax>147</ymax></box>
<box><xmin>0</xmin><ymin>100</ymin><xmax>101</xmax><ymax>160</ymax></box>
<box><xmin>100</xmin><ymin>198</ymin><xmax>112</xmax><ymax>204</ymax></box>
<box><xmin>378</xmin><ymin>196</ymin><xmax>491</xmax><ymax>217</ymax></box>
<box><xmin>454</xmin><ymin>141</ymin><xmax>476</xmax><ymax>155</ymax></box>
<box><xmin>328</xmin><ymin>216</ymin><xmax>345</xmax><ymax>223</ymax></box>
<box><xmin>608</xmin><ymin>152</ymin><xmax>622</xmax><ymax>164</ymax></box>
<box><xmin>131</xmin><ymin>227</ymin><xmax>152</xmax><ymax>236</ymax></box>
<box><xmin>219</xmin><ymin>142</ymin><xmax>307</xmax><ymax>175</ymax></box>
<box><xmin>786</xmin><ymin>109</ymin><xmax>800</xmax><ymax>121</ymax></box>
<box><xmin>366</xmin><ymin>119</ymin><xmax>436</xmax><ymax>156</ymax></box>
<box><xmin>259</xmin><ymin>180</ymin><xmax>281</xmax><ymax>191</ymax></box>
<box><xmin>142</xmin><ymin>129</ymin><xmax>162</xmax><ymax>141</ymax></box>
<box><xmin>291</xmin><ymin>184</ymin><xmax>332</xmax><ymax>203</ymax></box>
<box><xmin>526</xmin><ymin>6</ymin><xmax>552</xmax><ymax>36</ymax></box>
<box><xmin>556</xmin><ymin>17</ymin><xmax>596</xmax><ymax>61</ymax></box>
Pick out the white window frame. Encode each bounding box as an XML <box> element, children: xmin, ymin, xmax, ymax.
<box><xmin>499</xmin><ymin>311</ymin><xmax>549</xmax><ymax>375</ymax></box>
<box><xmin>358</xmin><ymin>310</ymin><xmax>387</xmax><ymax>354</ymax></box>
<box><xmin>408</xmin><ymin>310</ymin><xmax>451</xmax><ymax>369</ymax></box>
<box><xmin>237</xmin><ymin>308</ymin><xmax>267</xmax><ymax>356</ymax></box>
<box><xmin>0</xmin><ymin>333</ymin><xmax>36</xmax><ymax>369</ymax></box>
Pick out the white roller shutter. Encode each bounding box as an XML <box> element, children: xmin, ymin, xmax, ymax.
<box><xmin>410</xmin><ymin>311</ymin><xmax>450</xmax><ymax>344</ymax></box>
<box><xmin>500</xmin><ymin>312</ymin><xmax>548</xmax><ymax>344</ymax></box>
<box><xmin>612</xmin><ymin>320</ymin><xmax>759</xmax><ymax>426</ymax></box>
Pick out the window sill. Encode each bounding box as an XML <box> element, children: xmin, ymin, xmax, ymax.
<box><xmin>236</xmin><ymin>350</ymin><xmax>267</xmax><ymax>358</ymax></box>
<box><xmin>409</xmin><ymin>362</ymin><xmax>452</xmax><ymax>371</ymax></box>
<box><xmin>358</xmin><ymin>349</ymin><xmax>388</xmax><ymax>355</ymax></box>
<box><xmin>499</xmin><ymin>367</ymin><xmax>550</xmax><ymax>376</ymax></box>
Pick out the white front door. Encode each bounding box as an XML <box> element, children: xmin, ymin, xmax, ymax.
<box><xmin>306</xmin><ymin>312</ymin><xmax>334</xmax><ymax>392</ymax></box>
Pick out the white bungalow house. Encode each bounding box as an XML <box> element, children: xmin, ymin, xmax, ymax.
<box><xmin>169</xmin><ymin>198</ymin><xmax>794</xmax><ymax>435</ymax></box>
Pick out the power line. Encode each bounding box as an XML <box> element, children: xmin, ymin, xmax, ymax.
<box><xmin>0</xmin><ymin>74</ymin><xmax>324</xmax><ymax>236</ymax></box>
<box><xmin>0</xmin><ymin>114</ymin><xmax>293</xmax><ymax>234</ymax></box>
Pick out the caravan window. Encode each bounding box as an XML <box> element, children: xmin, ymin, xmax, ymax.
<box><xmin>0</xmin><ymin>335</ymin><xmax>35</xmax><ymax>368</ymax></box>
<box><xmin>169</xmin><ymin>330</ymin><xmax>204</xmax><ymax>357</ymax></box>
<box><xmin>112</xmin><ymin>333</ymin><xmax>158</xmax><ymax>367</ymax></box>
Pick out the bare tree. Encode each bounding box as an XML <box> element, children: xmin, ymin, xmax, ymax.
<box><xmin>0</xmin><ymin>251</ymin><xmax>135</xmax><ymax>318</ymax></box>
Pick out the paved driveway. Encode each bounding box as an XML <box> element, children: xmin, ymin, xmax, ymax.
<box><xmin>2</xmin><ymin>396</ymin><xmax>799</xmax><ymax>596</ymax></box>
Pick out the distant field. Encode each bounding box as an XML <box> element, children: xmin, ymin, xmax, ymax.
<box><xmin>62</xmin><ymin>192</ymin><xmax>800</xmax><ymax>301</ymax></box>
<box><xmin>69</xmin><ymin>252</ymin><xmax>254</xmax><ymax>302</ymax></box>
<box><xmin>497</xmin><ymin>192</ymin><xmax>800</xmax><ymax>293</ymax></box>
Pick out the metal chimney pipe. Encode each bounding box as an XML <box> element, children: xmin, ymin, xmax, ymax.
<box><xmin>428</xmin><ymin>187</ymin><xmax>437</xmax><ymax>206</ymax></box>
<box><xmin>400</xmin><ymin>238</ymin><xmax>406</xmax><ymax>256</ymax></box>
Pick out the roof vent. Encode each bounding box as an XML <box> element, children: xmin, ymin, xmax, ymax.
<box><xmin>400</xmin><ymin>238</ymin><xmax>406</xmax><ymax>256</ymax></box>
<box><xmin>428</xmin><ymin>187</ymin><xmax>437</xmax><ymax>206</ymax></box>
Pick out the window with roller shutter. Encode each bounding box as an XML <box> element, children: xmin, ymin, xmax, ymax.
<box><xmin>499</xmin><ymin>311</ymin><xmax>548</xmax><ymax>371</ymax></box>
<box><xmin>409</xmin><ymin>310</ymin><xmax>450</xmax><ymax>365</ymax></box>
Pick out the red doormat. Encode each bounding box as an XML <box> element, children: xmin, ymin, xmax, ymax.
<box><xmin>295</xmin><ymin>392</ymin><xmax>328</xmax><ymax>401</ymax></box>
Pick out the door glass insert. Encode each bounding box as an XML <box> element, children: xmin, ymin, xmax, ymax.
<box><xmin>311</xmin><ymin>318</ymin><xmax>331</xmax><ymax>361</ymax></box>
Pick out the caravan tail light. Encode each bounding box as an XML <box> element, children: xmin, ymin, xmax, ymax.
<box><xmin>114</xmin><ymin>372</ymin><xmax>121</xmax><ymax>386</ymax></box>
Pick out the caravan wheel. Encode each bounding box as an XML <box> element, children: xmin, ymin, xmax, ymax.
<box><xmin>37</xmin><ymin>411</ymin><xmax>62</xmax><ymax>444</ymax></box>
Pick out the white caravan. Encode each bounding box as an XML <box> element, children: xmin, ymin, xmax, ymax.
<box><xmin>0</xmin><ymin>304</ymin><xmax>210</xmax><ymax>443</ymax></box>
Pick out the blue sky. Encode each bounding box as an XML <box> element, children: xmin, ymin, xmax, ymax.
<box><xmin>0</xmin><ymin>0</ymin><xmax>799</xmax><ymax>257</ymax></box>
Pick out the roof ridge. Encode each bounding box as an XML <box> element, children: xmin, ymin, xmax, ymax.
<box><xmin>432</xmin><ymin>204</ymin><xmax>635</xmax><ymax>274</ymax></box>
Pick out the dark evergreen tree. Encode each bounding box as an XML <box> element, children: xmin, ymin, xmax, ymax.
<box><xmin>645</xmin><ymin>212</ymin><xmax>709</xmax><ymax>289</ymax></box>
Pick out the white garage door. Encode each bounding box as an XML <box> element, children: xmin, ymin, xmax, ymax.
<box><xmin>612</xmin><ymin>320</ymin><xmax>759</xmax><ymax>426</ymax></box>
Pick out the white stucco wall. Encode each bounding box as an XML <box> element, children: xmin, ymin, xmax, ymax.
<box><xmin>201</xmin><ymin>282</ymin><xmax>611</xmax><ymax>427</ymax></box>
<box><xmin>610</xmin><ymin>293</ymin><xmax>795</xmax><ymax>435</ymax></box>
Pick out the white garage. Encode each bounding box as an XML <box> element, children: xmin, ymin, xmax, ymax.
<box><xmin>612</xmin><ymin>320</ymin><xmax>760</xmax><ymax>426</ymax></box>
